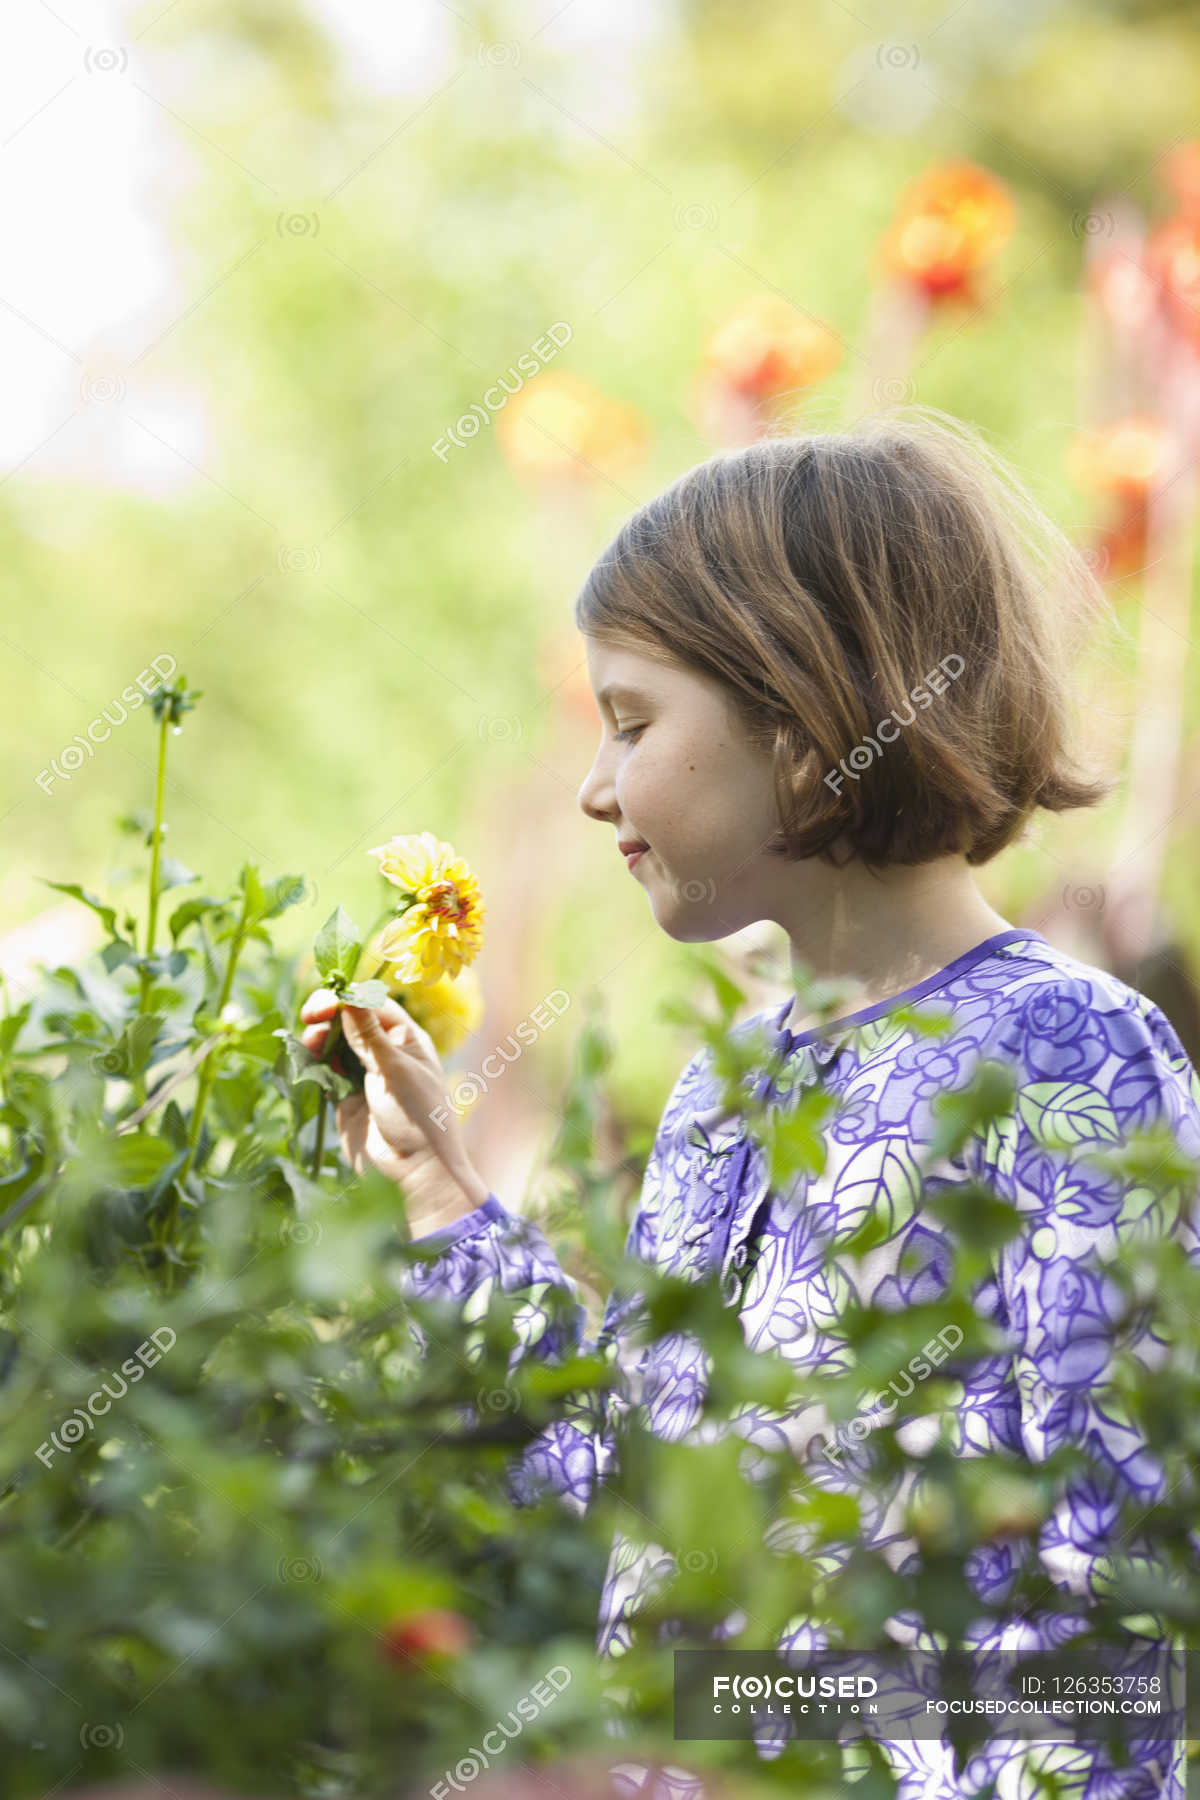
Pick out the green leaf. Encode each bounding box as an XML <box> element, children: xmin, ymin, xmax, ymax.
<box><xmin>890</xmin><ymin>1002</ymin><xmax>956</xmax><ymax>1040</ymax></box>
<box><xmin>273</xmin><ymin>1029</ymin><xmax>354</xmax><ymax>1100</ymax></box>
<box><xmin>146</xmin><ymin>1146</ymin><xmax>189</xmax><ymax>1205</ymax></box>
<box><xmin>681</xmin><ymin>946</ymin><xmax>746</xmax><ymax>1018</ymax></box>
<box><xmin>100</xmin><ymin>938</ymin><xmax>137</xmax><ymax>974</ymax></box>
<box><xmin>38</xmin><ymin>880</ymin><xmax>118</xmax><ymax>938</ymax></box>
<box><xmin>766</xmin><ymin>1086</ymin><xmax>837</xmax><ymax>1185</ymax></box>
<box><xmin>314</xmin><ymin>907</ymin><xmax>361</xmax><ymax>986</ymax></box>
<box><xmin>96</xmin><ymin>1015</ymin><xmax>166</xmax><ymax>1080</ymax></box>
<box><xmin>0</xmin><ymin>1003</ymin><xmax>32</xmax><ymax>1059</ymax></box>
<box><xmin>110</xmin><ymin>1133</ymin><xmax>176</xmax><ymax>1185</ymax></box>
<box><xmin>136</xmin><ymin>949</ymin><xmax>187</xmax><ymax>983</ymax></box>
<box><xmin>926</xmin><ymin>1060</ymin><xmax>1017</xmax><ymax>1161</ymax></box>
<box><xmin>161</xmin><ymin>1099</ymin><xmax>188</xmax><ymax>1151</ymax></box>
<box><xmin>235</xmin><ymin>1009</ymin><xmax>288</xmax><ymax>1062</ymax></box>
<box><xmin>238</xmin><ymin>863</ymin><xmax>268</xmax><ymax>923</ymax></box>
<box><xmin>327</xmin><ymin>1559</ymin><xmax>456</xmax><ymax>1628</ymax></box>
<box><xmin>260</xmin><ymin>873</ymin><xmax>310</xmax><ymax>919</ymax></box>
<box><xmin>0</xmin><ymin>1152</ymin><xmax>47</xmax><ymax>1207</ymax></box>
<box><xmin>276</xmin><ymin>1158</ymin><xmax>328</xmax><ymax>1211</ymax></box>
<box><xmin>923</xmin><ymin>1179</ymin><xmax>1022</xmax><ymax>1251</ymax></box>
<box><xmin>341</xmin><ymin>978</ymin><xmax>389</xmax><ymax>1009</ymax></box>
<box><xmin>169</xmin><ymin>895</ymin><xmax>231</xmax><ymax>943</ymax></box>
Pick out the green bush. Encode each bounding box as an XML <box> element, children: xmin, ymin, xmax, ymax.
<box><xmin>1</xmin><ymin>688</ymin><xmax>1197</xmax><ymax>1800</ymax></box>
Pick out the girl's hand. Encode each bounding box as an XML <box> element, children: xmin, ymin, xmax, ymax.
<box><xmin>299</xmin><ymin>988</ymin><xmax>490</xmax><ymax>1237</ymax></box>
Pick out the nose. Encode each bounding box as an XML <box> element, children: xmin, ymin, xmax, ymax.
<box><xmin>577</xmin><ymin>739</ymin><xmax>618</xmax><ymax>824</ymax></box>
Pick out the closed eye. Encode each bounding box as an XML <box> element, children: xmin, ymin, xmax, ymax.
<box><xmin>613</xmin><ymin>724</ymin><xmax>645</xmax><ymax>743</ymax></box>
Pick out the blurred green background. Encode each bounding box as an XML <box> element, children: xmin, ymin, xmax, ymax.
<box><xmin>3</xmin><ymin>0</ymin><xmax>1199</xmax><ymax>1183</ymax></box>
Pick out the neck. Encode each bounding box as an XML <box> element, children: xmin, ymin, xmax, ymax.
<box><xmin>773</xmin><ymin>853</ymin><xmax>1013</xmax><ymax>1033</ymax></box>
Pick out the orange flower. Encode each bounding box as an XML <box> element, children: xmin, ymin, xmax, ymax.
<box><xmin>1067</xmin><ymin>417</ymin><xmax>1172</xmax><ymax>585</ymax></box>
<box><xmin>701</xmin><ymin>294</ymin><xmax>843</xmax><ymax>403</ymax></box>
<box><xmin>1067</xmin><ymin>417</ymin><xmax>1171</xmax><ymax>501</ymax></box>
<box><xmin>1160</xmin><ymin>140</ymin><xmax>1200</xmax><ymax>220</ymax></box>
<box><xmin>879</xmin><ymin>160</ymin><xmax>1015</xmax><ymax>302</ymax></box>
<box><xmin>497</xmin><ymin>371</ymin><xmax>647</xmax><ymax>482</ymax></box>
<box><xmin>1090</xmin><ymin>510</ymin><xmax>1149</xmax><ymax>583</ymax></box>
<box><xmin>1146</xmin><ymin>215</ymin><xmax>1200</xmax><ymax>346</ymax></box>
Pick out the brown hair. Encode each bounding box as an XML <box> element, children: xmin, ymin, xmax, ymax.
<box><xmin>574</xmin><ymin>406</ymin><xmax>1114</xmax><ymax>869</ymax></box>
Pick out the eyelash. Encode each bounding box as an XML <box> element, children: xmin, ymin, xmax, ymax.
<box><xmin>613</xmin><ymin>724</ymin><xmax>644</xmax><ymax>743</ymax></box>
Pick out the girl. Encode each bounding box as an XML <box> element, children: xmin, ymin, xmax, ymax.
<box><xmin>301</xmin><ymin>410</ymin><xmax>1200</xmax><ymax>1799</ymax></box>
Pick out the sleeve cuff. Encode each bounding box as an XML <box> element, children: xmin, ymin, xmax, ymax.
<box><xmin>408</xmin><ymin>1191</ymin><xmax>512</xmax><ymax>1253</ymax></box>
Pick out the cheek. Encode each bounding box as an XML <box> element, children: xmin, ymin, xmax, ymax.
<box><xmin>624</xmin><ymin>734</ymin><xmax>774</xmax><ymax>853</ymax></box>
<box><xmin>629</xmin><ymin>734</ymin><xmax>707</xmax><ymax>805</ymax></box>
<box><xmin>700</xmin><ymin>749</ymin><xmax>781</xmax><ymax>863</ymax></box>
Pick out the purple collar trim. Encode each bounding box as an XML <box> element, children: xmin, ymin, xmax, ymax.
<box><xmin>772</xmin><ymin>927</ymin><xmax>1048</xmax><ymax>1052</ymax></box>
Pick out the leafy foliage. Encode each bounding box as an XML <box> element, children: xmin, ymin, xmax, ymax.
<box><xmin>1</xmin><ymin>683</ymin><xmax>1198</xmax><ymax>1800</ymax></box>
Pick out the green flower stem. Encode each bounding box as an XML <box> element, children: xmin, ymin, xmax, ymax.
<box><xmin>138</xmin><ymin>708</ymin><xmax>170</xmax><ymax>1016</ymax></box>
<box><xmin>131</xmin><ymin>710</ymin><xmax>170</xmax><ymax>1108</ymax></box>
<box><xmin>159</xmin><ymin>884</ymin><xmax>254</xmax><ymax>1272</ymax></box>
<box><xmin>310</xmin><ymin>1090</ymin><xmax>329</xmax><ymax>1180</ymax></box>
<box><xmin>308</xmin><ymin>953</ymin><xmax>391</xmax><ymax>1179</ymax></box>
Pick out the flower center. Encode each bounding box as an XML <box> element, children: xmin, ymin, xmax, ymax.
<box><xmin>421</xmin><ymin>880</ymin><xmax>469</xmax><ymax>923</ymax></box>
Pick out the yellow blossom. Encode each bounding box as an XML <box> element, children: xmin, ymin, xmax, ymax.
<box><xmin>388</xmin><ymin>966</ymin><xmax>484</xmax><ymax>1058</ymax></box>
<box><xmin>368</xmin><ymin>831</ymin><xmax>485</xmax><ymax>985</ymax></box>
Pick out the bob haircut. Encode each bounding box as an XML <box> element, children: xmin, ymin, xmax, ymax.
<box><xmin>574</xmin><ymin>407</ymin><xmax>1114</xmax><ymax>869</ymax></box>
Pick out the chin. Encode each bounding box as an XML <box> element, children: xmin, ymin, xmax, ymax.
<box><xmin>650</xmin><ymin>901</ymin><xmax>749</xmax><ymax>944</ymax></box>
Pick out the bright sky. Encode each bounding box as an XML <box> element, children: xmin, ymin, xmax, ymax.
<box><xmin>1</xmin><ymin>0</ymin><xmax>665</xmax><ymax>539</ymax></box>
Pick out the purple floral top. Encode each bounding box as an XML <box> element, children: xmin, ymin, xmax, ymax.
<box><xmin>404</xmin><ymin>929</ymin><xmax>1200</xmax><ymax>1799</ymax></box>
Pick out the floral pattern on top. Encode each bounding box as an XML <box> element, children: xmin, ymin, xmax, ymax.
<box><xmin>401</xmin><ymin>929</ymin><xmax>1200</xmax><ymax>1799</ymax></box>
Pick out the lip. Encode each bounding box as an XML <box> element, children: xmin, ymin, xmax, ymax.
<box><xmin>619</xmin><ymin>840</ymin><xmax>649</xmax><ymax>870</ymax></box>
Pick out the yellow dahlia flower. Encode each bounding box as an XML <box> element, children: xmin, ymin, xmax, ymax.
<box><xmin>368</xmin><ymin>832</ymin><xmax>485</xmax><ymax>985</ymax></box>
<box><xmin>385</xmin><ymin>965</ymin><xmax>484</xmax><ymax>1058</ymax></box>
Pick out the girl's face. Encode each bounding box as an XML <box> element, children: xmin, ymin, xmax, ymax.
<box><xmin>577</xmin><ymin>635</ymin><xmax>790</xmax><ymax>941</ymax></box>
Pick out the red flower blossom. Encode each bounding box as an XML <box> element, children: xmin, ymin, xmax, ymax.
<box><xmin>695</xmin><ymin>294</ymin><xmax>842</xmax><ymax>443</ymax></box>
<box><xmin>379</xmin><ymin>1606</ymin><xmax>475</xmax><ymax>1665</ymax></box>
<box><xmin>1160</xmin><ymin>139</ymin><xmax>1200</xmax><ymax>220</ymax></box>
<box><xmin>1067</xmin><ymin>417</ymin><xmax>1171</xmax><ymax>501</ymax></box>
<box><xmin>701</xmin><ymin>294</ymin><xmax>843</xmax><ymax>402</ymax></box>
<box><xmin>1067</xmin><ymin>417</ymin><xmax>1172</xmax><ymax>584</ymax></box>
<box><xmin>878</xmin><ymin>160</ymin><xmax>1015</xmax><ymax>303</ymax></box>
<box><xmin>1146</xmin><ymin>214</ymin><xmax>1200</xmax><ymax>347</ymax></box>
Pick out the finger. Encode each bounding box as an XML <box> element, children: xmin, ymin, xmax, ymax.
<box><xmin>300</xmin><ymin>1022</ymin><xmax>329</xmax><ymax>1055</ymax></box>
<box><xmin>300</xmin><ymin>988</ymin><xmax>341</xmax><ymax>1024</ymax></box>
<box><xmin>364</xmin><ymin>1110</ymin><xmax>421</xmax><ymax>1177</ymax></box>
<box><xmin>341</xmin><ymin>1001</ymin><xmax>412</xmax><ymax>1073</ymax></box>
<box><xmin>363</xmin><ymin>996</ymin><xmax>441</xmax><ymax>1064</ymax></box>
<box><xmin>364</xmin><ymin>994</ymin><xmax>426</xmax><ymax>1035</ymax></box>
<box><xmin>335</xmin><ymin>1093</ymin><xmax>370</xmax><ymax>1171</ymax></box>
